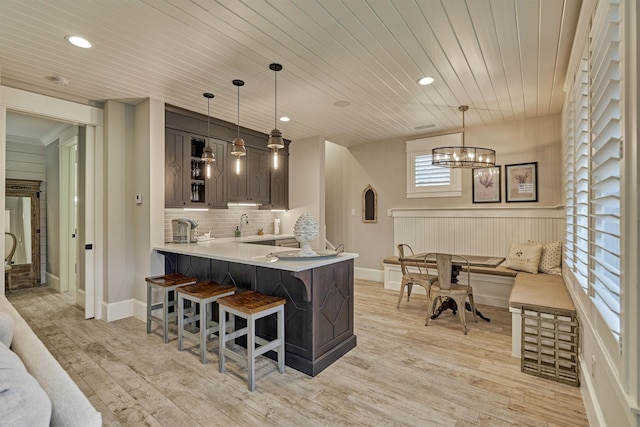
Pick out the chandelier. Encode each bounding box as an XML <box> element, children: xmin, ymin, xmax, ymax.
<box><xmin>431</xmin><ymin>106</ymin><xmax>496</xmax><ymax>168</ymax></box>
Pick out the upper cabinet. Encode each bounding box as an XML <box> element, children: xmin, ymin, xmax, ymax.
<box><xmin>165</xmin><ymin>106</ymin><xmax>288</xmax><ymax>209</ymax></box>
<box><xmin>228</xmin><ymin>146</ymin><xmax>270</xmax><ymax>204</ymax></box>
<box><xmin>164</xmin><ymin>128</ymin><xmax>226</xmax><ymax>208</ymax></box>
<box><xmin>165</xmin><ymin>129</ymin><xmax>189</xmax><ymax>207</ymax></box>
<box><xmin>267</xmin><ymin>151</ymin><xmax>289</xmax><ymax>210</ymax></box>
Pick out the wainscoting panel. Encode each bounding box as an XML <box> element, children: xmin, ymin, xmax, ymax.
<box><xmin>392</xmin><ymin>207</ymin><xmax>565</xmax><ymax>258</ymax></box>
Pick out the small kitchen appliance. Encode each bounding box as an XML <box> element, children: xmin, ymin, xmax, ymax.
<box><xmin>172</xmin><ymin>218</ymin><xmax>198</xmax><ymax>243</ymax></box>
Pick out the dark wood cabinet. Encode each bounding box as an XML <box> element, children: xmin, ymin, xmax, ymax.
<box><xmin>165</xmin><ymin>129</ymin><xmax>189</xmax><ymax>207</ymax></box>
<box><xmin>165</xmin><ymin>129</ymin><xmax>226</xmax><ymax>208</ymax></box>
<box><xmin>269</xmin><ymin>151</ymin><xmax>288</xmax><ymax>210</ymax></box>
<box><xmin>165</xmin><ymin>106</ymin><xmax>288</xmax><ymax>209</ymax></box>
<box><xmin>227</xmin><ymin>146</ymin><xmax>270</xmax><ymax>204</ymax></box>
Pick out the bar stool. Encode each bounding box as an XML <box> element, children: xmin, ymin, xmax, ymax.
<box><xmin>177</xmin><ymin>281</ymin><xmax>236</xmax><ymax>364</ymax></box>
<box><xmin>146</xmin><ymin>273</ymin><xmax>197</xmax><ymax>343</ymax></box>
<box><xmin>218</xmin><ymin>290</ymin><xmax>286</xmax><ymax>391</ymax></box>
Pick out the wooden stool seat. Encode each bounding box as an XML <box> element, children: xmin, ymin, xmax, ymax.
<box><xmin>217</xmin><ymin>290</ymin><xmax>285</xmax><ymax>314</ymax></box>
<box><xmin>146</xmin><ymin>273</ymin><xmax>197</xmax><ymax>287</ymax></box>
<box><xmin>178</xmin><ymin>282</ymin><xmax>236</xmax><ymax>299</ymax></box>
<box><xmin>146</xmin><ymin>273</ymin><xmax>197</xmax><ymax>343</ymax></box>
<box><xmin>218</xmin><ymin>290</ymin><xmax>286</xmax><ymax>391</ymax></box>
<box><xmin>177</xmin><ymin>281</ymin><xmax>236</xmax><ymax>364</ymax></box>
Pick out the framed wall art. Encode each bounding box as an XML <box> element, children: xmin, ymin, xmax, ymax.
<box><xmin>505</xmin><ymin>162</ymin><xmax>538</xmax><ymax>202</ymax></box>
<box><xmin>472</xmin><ymin>166</ymin><xmax>501</xmax><ymax>203</ymax></box>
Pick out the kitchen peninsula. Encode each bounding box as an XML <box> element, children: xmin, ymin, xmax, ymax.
<box><xmin>154</xmin><ymin>238</ymin><xmax>358</xmax><ymax>376</ymax></box>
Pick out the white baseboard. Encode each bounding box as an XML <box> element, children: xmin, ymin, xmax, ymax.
<box><xmin>46</xmin><ymin>272</ymin><xmax>61</xmax><ymax>292</ymax></box>
<box><xmin>355</xmin><ymin>267</ymin><xmax>384</xmax><ymax>282</ymax></box>
<box><xmin>101</xmin><ymin>299</ymin><xmax>134</xmax><ymax>322</ymax></box>
<box><xmin>99</xmin><ymin>299</ymin><xmax>152</xmax><ymax>323</ymax></box>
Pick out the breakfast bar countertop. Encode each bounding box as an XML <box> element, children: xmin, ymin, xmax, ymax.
<box><xmin>154</xmin><ymin>238</ymin><xmax>358</xmax><ymax>273</ymax></box>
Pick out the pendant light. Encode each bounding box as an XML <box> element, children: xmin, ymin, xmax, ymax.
<box><xmin>266</xmin><ymin>63</ymin><xmax>284</xmax><ymax>169</ymax></box>
<box><xmin>431</xmin><ymin>105</ymin><xmax>496</xmax><ymax>168</ymax></box>
<box><xmin>230</xmin><ymin>79</ymin><xmax>247</xmax><ymax>175</ymax></box>
<box><xmin>201</xmin><ymin>92</ymin><xmax>216</xmax><ymax>178</ymax></box>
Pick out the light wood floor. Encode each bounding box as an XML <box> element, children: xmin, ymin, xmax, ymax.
<box><xmin>6</xmin><ymin>280</ymin><xmax>589</xmax><ymax>426</ymax></box>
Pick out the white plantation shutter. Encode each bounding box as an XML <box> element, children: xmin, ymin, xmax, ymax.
<box><xmin>589</xmin><ymin>0</ymin><xmax>622</xmax><ymax>340</ymax></box>
<box><xmin>415</xmin><ymin>154</ymin><xmax>450</xmax><ymax>187</ymax></box>
<box><xmin>564</xmin><ymin>52</ymin><xmax>590</xmax><ymax>292</ymax></box>
<box><xmin>406</xmin><ymin>134</ymin><xmax>461</xmax><ymax>198</ymax></box>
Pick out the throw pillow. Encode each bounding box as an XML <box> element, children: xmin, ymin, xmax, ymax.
<box><xmin>539</xmin><ymin>241</ymin><xmax>562</xmax><ymax>274</ymax></box>
<box><xmin>503</xmin><ymin>242</ymin><xmax>543</xmax><ymax>274</ymax></box>
<box><xmin>0</xmin><ymin>312</ymin><xmax>14</xmax><ymax>347</ymax></box>
<box><xmin>0</xmin><ymin>342</ymin><xmax>52</xmax><ymax>427</ymax></box>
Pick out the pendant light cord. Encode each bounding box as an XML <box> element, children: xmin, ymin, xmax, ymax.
<box><xmin>207</xmin><ymin>97</ymin><xmax>211</xmax><ymax>143</ymax></box>
<box><xmin>274</xmin><ymin>69</ymin><xmax>278</xmax><ymax>128</ymax></box>
<box><xmin>237</xmin><ymin>84</ymin><xmax>241</xmax><ymax>138</ymax></box>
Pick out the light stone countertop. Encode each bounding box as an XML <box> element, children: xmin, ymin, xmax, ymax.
<box><xmin>154</xmin><ymin>236</ymin><xmax>358</xmax><ymax>273</ymax></box>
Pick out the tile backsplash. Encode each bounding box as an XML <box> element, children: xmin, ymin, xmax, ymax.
<box><xmin>164</xmin><ymin>206</ymin><xmax>279</xmax><ymax>243</ymax></box>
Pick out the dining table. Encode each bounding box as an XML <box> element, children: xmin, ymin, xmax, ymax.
<box><xmin>399</xmin><ymin>253</ymin><xmax>505</xmax><ymax>282</ymax></box>
<box><xmin>398</xmin><ymin>252</ymin><xmax>505</xmax><ymax>319</ymax></box>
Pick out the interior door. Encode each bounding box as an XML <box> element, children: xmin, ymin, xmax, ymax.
<box><xmin>77</xmin><ymin>127</ymin><xmax>96</xmax><ymax>319</ymax></box>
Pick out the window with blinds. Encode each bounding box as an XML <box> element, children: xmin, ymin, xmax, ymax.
<box><xmin>406</xmin><ymin>134</ymin><xmax>461</xmax><ymax>198</ymax></box>
<box><xmin>564</xmin><ymin>51</ymin><xmax>589</xmax><ymax>294</ymax></box>
<box><xmin>564</xmin><ymin>0</ymin><xmax>622</xmax><ymax>344</ymax></box>
<box><xmin>589</xmin><ymin>0</ymin><xmax>621</xmax><ymax>340</ymax></box>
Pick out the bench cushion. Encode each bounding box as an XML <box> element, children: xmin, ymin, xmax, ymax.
<box><xmin>509</xmin><ymin>272</ymin><xmax>575</xmax><ymax>313</ymax></box>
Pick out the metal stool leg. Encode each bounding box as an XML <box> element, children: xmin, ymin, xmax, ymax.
<box><xmin>178</xmin><ymin>293</ymin><xmax>185</xmax><ymax>351</ymax></box>
<box><xmin>200</xmin><ymin>300</ymin><xmax>208</xmax><ymax>364</ymax></box>
<box><xmin>247</xmin><ymin>315</ymin><xmax>256</xmax><ymax>391</ymax></box>
<box><xmin>277</xmin><ymin>307</ymin><xmax>285</xmax><ymax>374</ymax></box>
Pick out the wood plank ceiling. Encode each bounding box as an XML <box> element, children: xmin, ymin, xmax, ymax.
<box><xmin>0</xmin><ymin>0</ymin><xmax>582</xmax><ymax>147</ymax></box>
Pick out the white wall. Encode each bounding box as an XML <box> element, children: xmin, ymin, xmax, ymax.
<box><xmin>103</xmin><ymin>100</ymin><xmax>135</xmax><ymax>305</ymax></box>
<box><xmin>328</xmin><ymin>114</ymin><xmax>563</xmax><ymax>270</ymax></box>
<box><xmin>281</xmin><ymin>136</ymin><xmax>326</xmax><ymax>250</ymax></box>
<box><xmin>325</xmin><ymin>141</ymin><xmax>348</xmax><ymax>249</ymax></box>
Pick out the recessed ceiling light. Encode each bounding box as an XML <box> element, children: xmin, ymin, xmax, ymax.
<box><xmin>418</xmin><ymin>76</ymin><xmax>434</xmax><ymax>85</ymax></box>
<box><xmin>333</xmin><ymin>100</ymin><xmax>351</xmax><ymax>107</ymax></box>
<box><xmin>279</xmin><ymin>116</ymin><xmax>290</xmax><ymax>122</ymax></box>
<box><xmin>65</xmin><ymin>35</ymin><xmax>92</xmax><ymax>48</ymax></box>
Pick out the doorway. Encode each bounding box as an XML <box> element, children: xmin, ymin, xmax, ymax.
<box><xmin>2</xmin><ymin>87</ymin><xmax>103</xmax><ymax>319</ymax></box>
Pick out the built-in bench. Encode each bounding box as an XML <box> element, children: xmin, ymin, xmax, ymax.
<box><xmin>383</xmin><ymin>256</ymin><xmax>517</xmax><ymax>308</ymax></box>
<box><xmin>509</xmin><ymin>272</ymin><xmax>579</xmax><ymax>386</ymax></box>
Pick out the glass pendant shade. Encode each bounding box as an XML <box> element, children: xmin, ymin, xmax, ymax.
<box><xmin>431</xmin><ymin>105</ymin><xmax>496</xmax><ymax>169</ymax></box>
<box><xmin>201</xmin><ymin>92</ymin><xmax>216</xmax><ymax>179</ymax></box>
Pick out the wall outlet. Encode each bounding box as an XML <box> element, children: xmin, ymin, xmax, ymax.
<box><xmin>135</xmin><ymin>194</ymin><xmax>142</xmax><ymax>205</ymax></box>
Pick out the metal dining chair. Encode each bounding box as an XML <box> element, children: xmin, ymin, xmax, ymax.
<box><xmin>424</xmin><ymin>253</ymin><xmax>477</xmax><ymax>334</ymax></box>
<box><xmin>396</xmin><ymin>244</ymin><xmax>436</xmax><ymax>308</ymax></box>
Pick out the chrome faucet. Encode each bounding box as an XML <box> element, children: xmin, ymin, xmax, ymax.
<box><xmin>240</xmin><ymin>214</ymin><xmax>249</xmax><ymax>237</ymax></box>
